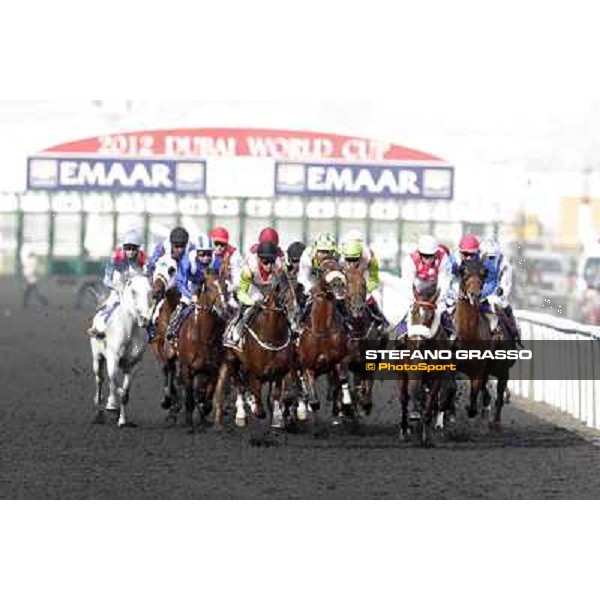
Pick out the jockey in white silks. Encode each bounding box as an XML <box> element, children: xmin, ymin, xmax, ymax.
<box><xmin>395</xmin><ymin>234</ymin><xmax>451</xmax><ymax>339</ymax></box>
<box><xmin>87</xmin><ymin>229</ymin><xmax>146</xmax><ymax>340</ymax></box>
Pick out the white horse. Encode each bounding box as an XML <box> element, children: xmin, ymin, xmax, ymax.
<box><xmin>90</xmin><ymin>274</ymin><xmax>153</xmax><ymax>428</ymax></box>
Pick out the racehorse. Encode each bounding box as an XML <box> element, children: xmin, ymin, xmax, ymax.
<box><xmin>343</xmin><ymin>264</ymin><xmax>389</xmax><ymax>417</ymax></box>
<box><xmin>176</xmin><ymin>273</ymin><xmax>227</xmax><ymax>430</ymax></box>
<box><xmin>396</xmin><ymin>279</ymin><xmax>451</xmax><ymax>446</ymax></box>
<box><xmin>90</xmin><ymin>274</ymin><xmax>152</xmax><ymax>427</ymax></box>
<box><xmin>296</xmin><ymin>259</ymin><xmax>354</xmax><ymax>424</ymax></box>
<box><xmin>453</xmin><ymin>259</ymin><xmax>492</xmax><ymax>419</ymax></box>
<box><xmin>213</xmin><ymin>273</ymin><xmax>298</xmax><ymax>431</ymax></box>
<box><xmin>148</xmin><ymin>258</ymin><xmax>180</xmax><ymax>411</ymax></box>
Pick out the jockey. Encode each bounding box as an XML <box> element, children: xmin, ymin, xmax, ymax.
<box><xmin>340</xmin><ymin>231</ymin><xmax>388</xmax><ymax>329</ymax></box>
<box><xmin>226</xmin><ymin>241</ymin><xmax>295</xmax><ymax>350</ymax></box>
<box><xmin>146</xmin><ymin>226</ymin><xmax>194</xmax><ymax>341</ymax></box>
<box><xmin>480</xmin><ymin>238</ymin><xmax>522</xmax><ymax>345</ymax></box>
<box><xmin>250</xmin><ymin>227</ymin><xmax>286</xmax><ymax>259</ymax></box>
<box><xmin>286</xmin><ymin>241</ymin><xmax>307</xmax><ymax>305</ymax></box>
<box><xmin>210</xmin><ymin>226</ymin><xmax>241</xmax><ymax>286</ymax></box>
<box><xmin>166</xmin><ymin>234</ymin><xmax>224</xmax><ymax>341</ymax></box>
<box><xmin>297</xmin><ymin>232</ymin><xmax>339</xmax><ymax>294</ymax></box>
<box><xmin>87</xmin><ymin>229</ymin><xmax>146</xmax><ymax>339</ymax></box>
<box><xmin>443</xmin><ymin>234</ymin><xmax>481</xmax><ymax>307</ymax></box>
<box><xmin>396</xmin><ymin>234</ymin><xmax>451</xmax><ymax>339</ymax></box>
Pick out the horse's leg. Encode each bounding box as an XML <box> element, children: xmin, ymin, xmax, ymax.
<box><xmin>105</xmin><ymin>352</ymin><xmax>120</xmax><ymax>415</ymax></box>
<box><xmin>467</xmin><ymin>377</ymin><xmax>484</xmax><ymax>419</ymax></box>
<box><xmin>180</xmin><ymin>365</ymin><xmax>195</xmax><ymax>429</ymax></box>
<box><xmin>213</xmin><ymin>361</ymin><xmax>231</xmax><ymax>429</ymax></box>
<box><xmin>480</xmin><ymin>374</ymin><xmax>492</xmax><ymax>423</ymax></box>
<box><xmin>118</xmin><ymin>364</ymin><xmax>139</xmax><ymax>429</ymax></box>
<box><xmin>271</xmin><ymin>379</ymin><xmax>285</xmax><ymax>430</ymax></box>
<box><xmin>397</xmin><ymin>375</ymin><xmax>410</xmax><ymax>440</ymax></box>
<box><xmin>492</xmin><ymin>372</ymin><xmax>508</xmax><ymax>431</ymax></box>
<box><xmin>251</xmin><ymin>376</ymin><xmax>266</xmax><ymax>420</ymax></box>
<box><xmin>91</xmin><ymin>348</ymin><xmax>106</xmax><ymax>424</ymax></box>
<box><xmin>435</xmin><ymin>379</ymin><xmax>449</xmax><ymax>431</ymax></box>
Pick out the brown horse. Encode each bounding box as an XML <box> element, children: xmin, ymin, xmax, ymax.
<box><xmin>176</xmin><ymin>274</ymin><xmax>227</xmax><ymax>430</ymax></box>
<box><xmin>396</xmin><ymin>280</ymin><xmax>451</xmax><ymax>446</ymax></box>
<box><xmin>297</xmin><ymin>259</ymin><xmax>354</xmax><ymax>424</ymax></box>
<box><xmin>149</xmin><ymin>275</ymin><xmax>181</xmax><ymax>411</ymax></box>
<box><xmin>343</xmin><ymin>265</ymin><xmax>388</xmax><ymax>416</ymax></box>
<box><xmin>213</xmin><ymin>273</ymin><xmax>298</xmax><ymax>431</ymax></box>
<box><xmin>453</xmin><ymin>259</ymin><xmax>492</xmax><ymax>419</ymax></box>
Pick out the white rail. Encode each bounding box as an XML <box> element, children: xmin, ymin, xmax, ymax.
<box><xmin>510</xmin><ymin>311</ymin><xmax>600</xmax><ymax>430</ymax></box>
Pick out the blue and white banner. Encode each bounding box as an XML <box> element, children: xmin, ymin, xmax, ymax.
<box><xmin>275</xmin><ymin>162</ymin><xmax>454</xmax><ymax>199</ymax></box>
<box><xmin>27</xmin><ymin>157</ymin><xmax>206</xmax><ymax>194</ymax></box>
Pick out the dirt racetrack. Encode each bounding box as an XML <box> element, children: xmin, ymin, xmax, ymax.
<box><xmin>2</xmin><ymin>277</ymin><xmax>600</xmax><ymax>499</ymax></box>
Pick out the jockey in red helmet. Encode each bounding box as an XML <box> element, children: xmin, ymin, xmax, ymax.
<box><xmin>250</xmin><ymin>227</ymin><xmax>285</xmax><ymax>259</ymax></box>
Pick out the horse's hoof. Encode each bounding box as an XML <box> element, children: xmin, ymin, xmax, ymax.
<box><xmin>161</xmin><ymin>398</ymin><xmax>173</xmax><ymax>411</ymax></box>
<box><xmin>310</xmin><ymin>402</ymin><xmax>321</xmax><ymax>412</ymax></box>
<box><xmin>361</xmin><ymin>403</ymin><xmax>373</xmax><ymax>416</ymax></box>
<box><xmin>118</xmin><ymin>421</ymin><xmax>138</xmax><ymax>429</ymax></box>
<box><xmin>92</xmin><ymin>412</ymin><xmax>106</xmax><ymax>425</ymax></box>
<box><xmin>235</xmin><ymin>416</ymin><xmax>248</xmax><ymax>429</ymax></box>
<box><xmin>467</xmin><ymin>408</ymin><xmax>478</xmax><ymax>419</ymax></box>
<box><xmin>106</xmin><ymin>405</ymin><xmax>120</xmax><ymax>414</ymax></box>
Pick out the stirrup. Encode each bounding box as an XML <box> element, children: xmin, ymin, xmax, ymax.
<box><xmin>87</xmin><ymin>327</ymin><xmax>106</xmax><ymax>340</ymax></box>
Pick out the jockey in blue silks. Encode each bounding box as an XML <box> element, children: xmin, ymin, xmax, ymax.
<box><xmin>479</xmin><ymin>238</ymin><xmax>522</xmax><ymax>345</ymax></box>
<box><xmin>87</xmin><ymin>229</ymin><xmax>146</xmax><ymax>339</ymax></box>
<box><xmin>166</xmin><ymin>234</ymin><xmax>225</xmax><ymax>341</ymax></box>
<box><xmin>146</xmin><ymin>226</ymin><xmax>194</xmax><ymax>342</ymax></box>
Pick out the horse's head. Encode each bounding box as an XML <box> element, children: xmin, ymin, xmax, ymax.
<box><xmin>193</xmin><ymin>272</ymin><xmax>226</xmax><ymax>313</ymax></box>
<box><xmin>318</xmin><ymin>259</ymin><xmax>347</xmax><ymax>301</ymax></box>
<box><xmin>153</xmin><ymin>257</ymin><xmax>178</xmax><ymax>294</ymax></box>
<box><xmin>409</xmin><ymin>278</ymin><xmax>440</xmax><ymax>341</ymax></box>
<box><xmin>459</xmin><ymin>259</ymin><xmax>486</xmax><ymax>305</ymax></box>
<box><xmin>344</xmin><ymin>266</ymin><xmax>367</xmax><ymax>318</ymax></box>
<box><xmin>261</xmin><ymin>272</ymin><xmax>294</xmax><ymax>315</ymax></box>
<box><xmin>123</xmin><ymin>275</ymin><xmax>153</xmax><ymax>328</ymax></box>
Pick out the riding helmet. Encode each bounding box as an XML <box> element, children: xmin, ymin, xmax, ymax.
<box><xmin>170</xmin><ymin>227</ymin><xmax>190</xmax><ymax>246</ymax></box>
<box><xmin>121</xmin><ymin>229</ymin><xmax>143</xmax><ymax>248</ymax></box>
<box><xmin>196</xmin><ymin>234</ymin><xmax>215</xmax><ymax>252</ymax></box>
<box><xmin>417</xmin><ymin>234</ymin><xmax>437</xmax><ymax>255</ymax></box>
<box><xmin>259</xmin><ymin>228</ymin><xmax>279</xmax><ymax>245</ymax></box>
<box><xmin>257</xmin><ymin>241</ymin><xmax>279</xmax><ymax>260</ymax></box>
<box><xmin>287</xmin><ymin>242</ymin><xmax>306</xmax><ymax>262</ymax></box>
<box><xmin>459</xmin><ymin>234</ymin><xmax>480</xmax><ymax>253</ymax></box>
<box><xmin>209</xmin><ymin>226</ymin><xmax>230</xmax><ymax>245</ymax></box>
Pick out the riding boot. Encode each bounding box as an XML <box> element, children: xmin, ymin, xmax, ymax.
<box><xmin>440</xmin><ymin>310</ymin><xmax>456</xmax><ymax>340</ymax></box>
<box><xmin>229</xmin><ymin>305</ymin><xmax>253</xmax><ymax>349</ymax></box>
<box><xmin>501</xmin><ymin>306</ymin><xmax>523</xmax><ymax>348</ymax></box>
<box><xmin>336</xmin><ymin>300</ymin><xmax>354</xmax><ymax>335</ymax></box>
<box><xmin>166</xmin><ymin>303</ymin><xmax>185</xmax><ymax>341</ymax></box>
<box><xmin>367</xmin><ymin>299</ymin><xmax>389</xmax><ymax>329</ymax></box>
<box><xmin>300</xmin><ymin>298</ymin><xmax>312</xmax><ymax>326</ymax></box>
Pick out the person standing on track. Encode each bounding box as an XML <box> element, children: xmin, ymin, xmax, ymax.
<box><xmin>20</xmin><ymin>243</ymin><xmax>49</xmax><ymax>309</ymax></box>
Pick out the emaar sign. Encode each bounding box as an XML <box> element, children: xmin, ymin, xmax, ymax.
<box><xmin>275</xmin><ymin>163</ymin><xmax>454</xmax><ymax>199</ymax></box>
<box><xmin>27</xmin><ymin>157</ymin><xmax>206</xmax><ymax>194</ymax></box>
